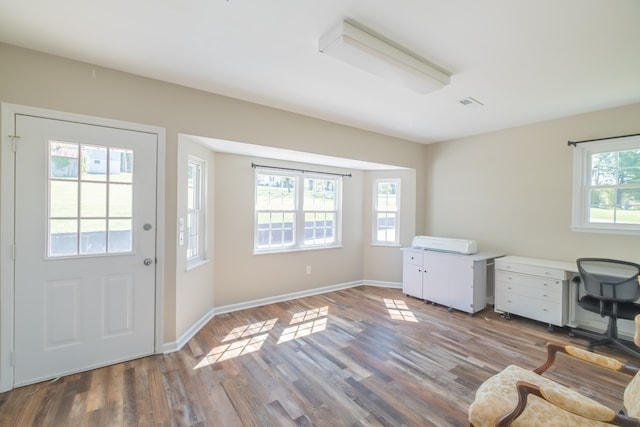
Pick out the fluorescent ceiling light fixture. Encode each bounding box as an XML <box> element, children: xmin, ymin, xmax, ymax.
<box><xmin>319</xmin><ymin>20</ymin><xmax>451</xmax><ymax>94</ymax></box>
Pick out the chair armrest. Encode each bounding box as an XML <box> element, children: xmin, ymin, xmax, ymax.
<box><xmin>497</xmin><ymin>381</ymin><xmax>640</xmax><ymax>427</ymax></box>
<box><xmin>534</xmin><ymin>342</ymin><xmax>639</xmax><ymax>376</ymax></box>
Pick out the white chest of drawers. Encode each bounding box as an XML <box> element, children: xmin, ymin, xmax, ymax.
<box><xmin>495</xmin><ymin>256</ymin><xmax>571</xmax><ymax>328</ymax></box>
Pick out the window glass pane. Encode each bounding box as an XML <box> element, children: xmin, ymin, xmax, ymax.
<box><xmin>304</xmin><ymin>212</ymin><xmax>335</xmax><ymax>245</ymax></box>
<box><xmin>80</xmin><ymin>182</ymin><xmax>107</xmax><ymax>217</ymax></box>
<box><xmin>304</xmin><ymin>178</ymin><xmax>335</xmax><ymax>211</ymax></box>
<box><xmin>588</xmin><ymin>189</ymin><xmax>640</xmax><ymax>225</ymax></box>
<box><xmin>187</xmin><ymin>211</ymin><xmax>198</xmax><ymax>259</ymax></box>
<box><xmin>109</xmin><ymin>148</ymin><xmax>133</xmax><ymax>183</ymax></box>
<box><xmin>617</xmin><ymin>188</ymin><xmax>640</xmax><ymax>224</ymax></box>
<box><xmin>589</xmin><ymin>188</ymin><xmax>614</xmax><ymax>223</ymax></box>
<box><xmin>591</xmin><ymin>152</ymin><xmax>617</xmax><ymax>185</ymax></box>
<box><xmin>591</xmin><ymin>150</ymin><xmax>640</xmax><ymax>186</ymax></box>
<box><xmin>109</xmin><ymin>219</ymin><xmax>132</xmax><ymax>253</ymax></box>
<box><xmin>619</xmin><ymin>150</ymin><xmax>640</xmax><ymax>184</ymax></box>
<box><xmin>377</xmin><ymin>182</ymin><xmax>398</xmax><ymax>211</ymax></box>
<box><xmin>257</xmin><ymin>175</ymin><xmax>295</xmax><ymax>211</ymax></box>
<box><xmin>50</xmin><ymin>219</ymin><xmax>77</xmax><ymax>256</ymax></box>
<box><xmin>50</xmin><ymin>180</ymin><xmax>78</xmax><ymax>218</ymax></box>
<box><xmin>50</xmin><ymin>142</ymin><xmax>79</xmax><ymax>179</ymax></box>
<box><xmin>109</xmin><ymin>183</ymin><xmax>133</xmax><ymax>217</ymax></box>
<box><xmin>187</xmin><ymin>162</ymin><xmax>199</xmax><ymax>210</ymax></box>
<box><xmin>80</xmin><ymin>219</ymin><xmax>106</xmax><ymax>254</ymax></box>
<box><xmin>377</xmin><ymin>212</ymin><xmax>396</xmax><ymax>241</ymax></box>
<box><xmin>81</xmin><ymin>146</ymin><xmax>108</xmax><ymax>181</ymax></box>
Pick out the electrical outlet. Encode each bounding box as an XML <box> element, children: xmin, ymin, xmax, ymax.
<box><xmin>306</xmin><ymin>265</ymin><xmax>311</xmax><ymax>275</ymax></box>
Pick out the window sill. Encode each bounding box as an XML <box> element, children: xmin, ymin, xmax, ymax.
<box><xmin>186</xmin><ymin>258</ymin><xmax>210</xmax><ymax>272</ymax></box>
<box><xmin>370</xmin><ymin>243</ymin><xmax>401</xmax><ymax>248</ymax></box>
<box><xmin>571</xmin><ymin>225</ymin><xmax>640</xmax><ymax>236</ymax></box>
<box><xmin>253</xmin><ymin>245</ymin><xmax>343</xmax><ymax>255</ymax></box>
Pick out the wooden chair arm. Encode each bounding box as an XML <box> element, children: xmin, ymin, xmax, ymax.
<box><xmin>534</xmin><ymin>342</ymin><xmax>639</xmax><ymax>376</ymax></box>
<box><xmin>496</xmin><ymin>381</ymin><xmax>640</xmax><ymax>427</ymax></box>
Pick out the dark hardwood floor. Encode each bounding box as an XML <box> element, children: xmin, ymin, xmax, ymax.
<box><xmin>0</xmin><ymin>285</ymin><xmax>637</xmax><ymax>426</ymax></box>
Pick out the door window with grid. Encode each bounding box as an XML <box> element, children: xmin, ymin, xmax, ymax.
<box><xmin>48</xmin><ymin>141</ymin><xmax>134</xmax><ymax>257</ymax></box>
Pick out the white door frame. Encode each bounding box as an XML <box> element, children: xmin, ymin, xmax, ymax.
<box><xmin>0</xmin><ymin>103</ymin><xmax>166</xmax><ymax>392</ymax></box>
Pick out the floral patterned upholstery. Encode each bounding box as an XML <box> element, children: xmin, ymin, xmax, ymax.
<box><xmin>468</xmin><ymin>314</ymin><xmax>640</xmax><ymax>426</ymax></box>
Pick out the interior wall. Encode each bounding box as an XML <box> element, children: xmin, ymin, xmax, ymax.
<box><xmin>213</xmin><ymin>153</ymin><xmax>365</xmax><ymax>307</ymax></box>
<box><xmin>424</xmin><ymin>102</ymin><xmax>640</xmax><ymax>263</ymax></box>
<box><xmin>362</xmin><ymin>169</ymin><xmax>417</xmax><ymax>283</ymax></box>
<box><xmin>175</xmin><ymin>137</ymin><xmax>216</xmax><ymax>337</ymax></box>
<box><xmin>0</xmin><ymin>43</ymin><xmax>427</xmax><ymax>344</ymax></box>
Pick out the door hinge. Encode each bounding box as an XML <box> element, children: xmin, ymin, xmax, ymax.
<box><xmin>8</xmin><ymin>135</ymin><xmax>20</xmax><ymax>152</ymax></box>
<box><xmin>10</xmin><ymin>352</ymin><xmax>14</xmax><ymax>367</ymax></box>
<box><xmin>11</xmin><ymin>244</ymin><xmax>16</xmax><ymax>261</ymax></box>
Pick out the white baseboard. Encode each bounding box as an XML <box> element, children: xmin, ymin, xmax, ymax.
<box><xmin>162</xmin><ymin>280</ymin><xmax>402</xmax><ymax>353</ymax></box>
<box><xmin>362</xmin><ymin>280</ymin><xmax>402</xmax><ymax>289</ymax></box>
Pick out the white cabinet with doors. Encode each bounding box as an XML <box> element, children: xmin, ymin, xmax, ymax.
<box><xmin>401</xmin><ymin>248</ymin><xmax>499</xmax><ymax>314</ymax></box>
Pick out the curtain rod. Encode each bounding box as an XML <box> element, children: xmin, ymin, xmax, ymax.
<box><xmin>567</xmin><ymin>133</ymin><xmax>640</xmax><ymax>146</ymax></box>
<box><xmin>251</xmin><ymin>162</ymin><xmax>352</xmax><ymax>178</ymax></box>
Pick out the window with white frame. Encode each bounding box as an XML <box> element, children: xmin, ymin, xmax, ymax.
<box><xmin>187</xmin><ymin>157</ymin><xmax>206</xmax><ymax>264</ymax></box>
<box><xmin>373</xmin><ymin>179</ymin><xmax>400</xmax><ymax>245</ymax></box>
<box><xmin>255</xmin><ymin>169</ymin><xmax>341</xmax><ymax>252</ymax></box>
<box><xmin>571</xmin><ymin>135</ymin><xmax>640</xmax><ymax>234</ymax></box>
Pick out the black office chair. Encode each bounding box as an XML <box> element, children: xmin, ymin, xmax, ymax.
<box><xmin>570</xmin><ymin>258</ymin><xmax>640</xmax><ymax>358</ymax></box>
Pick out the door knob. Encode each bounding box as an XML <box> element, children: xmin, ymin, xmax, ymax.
<box><xmin>144</xmin><ymin>258</ymin><xmax>153</xmax><ymax>266</ymax></box>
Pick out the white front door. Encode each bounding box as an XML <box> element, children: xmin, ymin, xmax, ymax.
<box><xmin>13</xmin><ymin>114</ymin><xmax>157</xmax><ymax>386</ymax></box>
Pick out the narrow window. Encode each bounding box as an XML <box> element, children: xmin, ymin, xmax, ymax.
<box><xmin>187</xmin><ymin>157</ymin><xmax>206</xmax><ymax>264</ymax></box>
<box><xmin>373</xmin><ymin>179</ymin><xmax>400</xmax><ymax>245</ymax></box>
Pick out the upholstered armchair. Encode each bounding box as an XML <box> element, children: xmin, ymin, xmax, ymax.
<box><xmin>468</xmin><ymin>314</ymin><xmax>640</xmax><ymax>426</ymax></box>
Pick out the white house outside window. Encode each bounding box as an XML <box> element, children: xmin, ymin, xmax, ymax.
<box><xmin>571</xmin><ymin>135</ymin><xmax>640</xmax><ymax>235</ymax></box>
<box><xmin>187</xmin><ymin>157</ymin><xmax>206</xmax><ymax>265</ymax></box>
<box><xmin>255</xmin><ymin>169</ymin><xmax>341</xmax><ymax>253</ymax></box>
<box><xmin>373</xmin><ymin>179</ymin><xmax>400</xmax><ymax>245</ymax></box>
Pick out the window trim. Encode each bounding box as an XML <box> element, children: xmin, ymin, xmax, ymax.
<box><xmin>186</xmin><ymin>156</ymin><xmax>207</xmax><ymax>268</ymax></box>
<box><xmin>571</xmin><ymin>135</ymin><xmax>640</xmax><ymax>235</ymax></box>
<box><xmin>372</xmin><ymin>178</ymin><xmax>401</xmax><ymax>246</ymax></box>
<box><xmin>254</xmin><ymin>168</ymin><xmax>342</xmax><ymax>254</ymax></box>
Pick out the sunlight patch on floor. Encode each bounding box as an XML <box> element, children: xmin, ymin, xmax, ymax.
<box><xmin>194</xmin><ymin>318</ymin><xmax>278</xmax><ymax>368</ymax></box>
<box><xmin>383</xmin><ymin>298</ymin><xmax>418</xmax><ymax>322</ymax></box>
<box><xmin>222</xmin><ymin>318</ymin><xmax>278</xmax><ymax>342</ymax></box>
<box><xmin>278</xmin><ymin>306</ymin><xmax>329</xmax><ymax>344</ymax></box>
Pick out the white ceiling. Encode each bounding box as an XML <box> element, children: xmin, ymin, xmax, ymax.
<box><xmin>1</xmin><ymin>0</ymin><xmax>639</xmax><ymax>144</ymax></box>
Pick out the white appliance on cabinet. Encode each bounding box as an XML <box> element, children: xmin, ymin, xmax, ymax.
<box><xmin>402</xmin><ymin>236</ymin><xmax>499</xmax><ymax>314</ymax></box>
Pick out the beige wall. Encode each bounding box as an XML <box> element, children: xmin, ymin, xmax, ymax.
<box><xmin>362</xmin><ymin>169</ymin><xmax>417</xmax><ymax>282</ymax></box>
<box><xmin>213</xmin><ymin>154</ymin><xmax>361</xmax><ymax>306</ymax></box>
<box><xmin>211</xmin><ymin>155</ymin><xmax>416</xmax><ymax>307</ymax></box>
<box><xmin>424</xmin><ymin>102</ymin><xmax>640</xmax><ymax>263</ymax></box>
<box><xmin>0</xmin><ymin>43</ymin><xmax>426</xmax><ymax>345</ymax></box>
<box><xmin>175</xmin><ymin>137</ymin><xmax>216</xmax><ymax>337</ymax></box>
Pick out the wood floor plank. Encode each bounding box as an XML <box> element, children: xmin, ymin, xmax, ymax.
<box><xmin>0</xmin><ymin>285</ymin><xmax>637</xmax><ymax>426</ymax></box>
